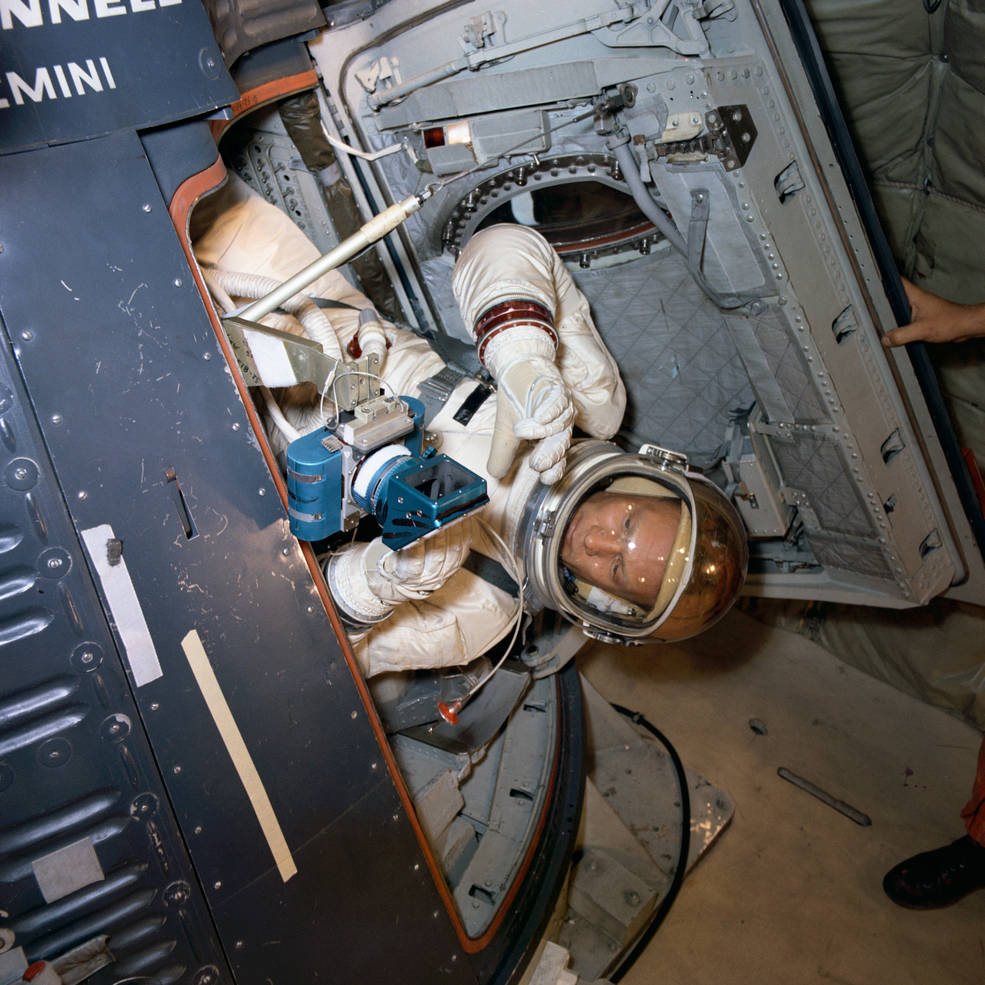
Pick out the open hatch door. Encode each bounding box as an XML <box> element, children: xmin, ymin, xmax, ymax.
<box><xmin>298</xmin><ymin>0</ymin><xmax>984</xmax><ymax>610</ymax></box>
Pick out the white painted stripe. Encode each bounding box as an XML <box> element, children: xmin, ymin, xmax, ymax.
<box><xmin>81</xmin><ymin>524</ymin><xmax>163</xmax><ymax>687</ymax></box>
<box><xmin>181</xmin><ymin>629</ymin><xmax>298</xmax><ymax>883</ymax></box>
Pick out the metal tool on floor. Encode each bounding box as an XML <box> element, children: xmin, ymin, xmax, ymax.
<box><xmin>778</xmin><ymin>767</ymin><xmax>872</xmax><ymax>826</ymax></box>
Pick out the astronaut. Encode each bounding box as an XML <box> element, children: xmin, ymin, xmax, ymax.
<box><xmin>193</xmin><ymin>176</ymin><xmax>748</xmax><ymax>679</ymax></box>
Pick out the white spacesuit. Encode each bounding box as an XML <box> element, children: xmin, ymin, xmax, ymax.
<box><xmin>193</xmin><ymin>175</ymin><xmax>746</xmax><ymax>678</ymax></box>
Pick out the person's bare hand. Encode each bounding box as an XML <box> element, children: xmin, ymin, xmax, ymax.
<box><xmin>882</xmin><ymin>279</ymin><xmax>985</xmax><ymax>347</ymax></box>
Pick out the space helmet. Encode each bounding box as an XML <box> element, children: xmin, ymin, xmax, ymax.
<box><xmin>516</xmin><ymin>440</ymin><xmax>748</xmax><ymax>645</ymax></box>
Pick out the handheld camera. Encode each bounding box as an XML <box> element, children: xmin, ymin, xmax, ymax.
<box><xmin>286</xmin><ymin>385</ymin><xmax>487</xmax><ymax>550</ymax></box>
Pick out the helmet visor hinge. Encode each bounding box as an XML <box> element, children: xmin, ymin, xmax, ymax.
<box><xmin>534</xmin><ymin>511</ymin><xmax>557</xmax><ymax>538</ymax></box>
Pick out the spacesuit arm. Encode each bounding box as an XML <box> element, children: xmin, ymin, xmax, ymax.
<box><xmin>452</xmin><ymin>225</ymin><xmax>626</xmax><ymax>483</ymax></box>
<box><xmin>192</xmin><ymin>174</ymin><xmax>455</xmax><ymax>448</ymax></box>
<box><xmin>453</xmin><ymin>225</ymin><xmax>574</xmax><ymax>484</ymax></box>
<box><xmin>193</xmin><ymin>175</ymin><xmax>367</xmax><ymax>300</ymax></box>
<box><xmin>550</xmin><ymin>260</ymin><xmax>627</xmax><ymax>440</ymax></box>
<box><xmin>192</xmin><ymin>173</ymin><xmax>370</xmax><ymax>355</ymax></box>
<box><xmin>324</xmin><ymin>521</ymin><xmax>475</xmax><ymax>630</ymax></box>
<box><xmin>350</xmin><ymin>566</ymin><xmax>519</xmax><ymax>677</ymax></box>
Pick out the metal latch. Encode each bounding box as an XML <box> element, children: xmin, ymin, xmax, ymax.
<box><xmin>534</xmin><ymin>511</ymin><xmax>558</xmax><ymax>538</ymax></box>
<box><xmin>774</xmin><ymin>160</ymin><xmax>805</xmax><ymax>203</ymax></box>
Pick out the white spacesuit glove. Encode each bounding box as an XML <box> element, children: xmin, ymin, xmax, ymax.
<box><xmin>453</xmin><ymin>225</ymin><xmax>579</xmax><ymax>484</ymax></box>
<box><xmin>324</xmin><ymin>523</ymin><xmax>473</xmax><ymax>630</ymax></box>
<box><xmin>453</xmin><ymin>223</ymin><xmax>625</xmax><ymax>444</ymax></box>
<box><xmin>481</xmin><ymin>326</ymin><xmax>574</xmax><ymax>483</ymax></box>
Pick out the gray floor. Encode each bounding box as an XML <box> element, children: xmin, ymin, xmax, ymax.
<box><xmin>579</xmin><ymin>607</ymin><xmax>985</xmax><ymax>985</ymax></box>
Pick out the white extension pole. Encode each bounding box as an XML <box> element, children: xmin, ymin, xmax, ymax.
<box><xmin>236</xmin><ymin>193</ymin><xmax>426</xmax><ymax>324</ymax></box>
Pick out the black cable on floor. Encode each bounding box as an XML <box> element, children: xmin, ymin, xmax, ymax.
<box><xmin>608</xmin><ymin>704</ymin><xmax>691</xmax><ymax>984</ymax></box>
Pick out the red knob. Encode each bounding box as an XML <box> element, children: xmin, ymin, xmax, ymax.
<box><xmin>437</xmin><ymin>700</ymin><xmax>462</xmax><ymax>725</ymax></box>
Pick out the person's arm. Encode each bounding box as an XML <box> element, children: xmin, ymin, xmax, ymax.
<box><xmin>453</xmin><ymin>225</ymin><xmax>576</xmax><ymax>484</ymax></box>
<box><xmin>323</xmin><ymin>521</ymin><xmax>474</xmax><ymax>632</ymax></box>
<box><xmin>350</xmin><ymin>565</ymin><xmax>519</xmax><ymax>677</ymax></box>
<box><xmin>882</xmin><ymin>279</ymin><xmax>985</xmax><ymax>347</ymax></box>
<box><xmin>452</xmin><ymin>224</ymin><xmax>626</xmax><ymax>482</ymax></box>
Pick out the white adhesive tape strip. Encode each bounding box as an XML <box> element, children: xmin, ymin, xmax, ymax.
<box><xmin>181</xmin><ymin>629</ymin><xmax>298</xmax><ymax>883</ymax></box>
<box><xmin>81</xmin><ymin>524</ymin><xmax>163</xmax><ymax>687</ymax></box>
<box><xmin>243</xmin><ymin>327</ymin><xmax>300</xmax><ymax>388</ymax></box>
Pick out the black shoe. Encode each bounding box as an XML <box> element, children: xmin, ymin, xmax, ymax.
<box><xmin>883</xmin><ymin>836</ymin><xmax>985</xmax><ymax>909</ymax></box>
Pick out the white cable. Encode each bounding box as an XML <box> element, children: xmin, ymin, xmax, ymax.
<box><xmin>459</xmin><ymin>520</ymin><xmax>525</xmax><ymax>705</ymax></box>
<box><xmin>319</xmin><ymin>369</ymin><xmax>340</xmax><ymax>429</ymax></box>
<box><xmin>206</xmin><ymin>266</ymin><xmax>346</xmax><ymax>362</ymax></box>
<box><xmin>260</xmin><ymin>386</ymin><xmax>302</xmax><ymax>444</ymax></box>
<box><xmin>356</xmin><ymin>309</ymin><xmax>388</xmax><ymax>364</ymax></box>
<box><xmin>322</xmin><ymin>124</ymin><xmax>405</xmax><ymax>161</ymax></box>
<box><xmin>319</xmin><ymin>368</ymin><xmax>393</xmax><ymax>429</ymax></box>
<box><xmin>332</xmin><ymin>369</ymin><xmax>387</xmax><ymax>422</ymax></box>
<box><xmin>201</xmin><ymin>265</ymin><xmax>237</xmax><ymax>316</ymax></box>
<box><xmin>202</xmin><ymin>266</ymin><xmax>332</xmax><ymax>447</ymax></box>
